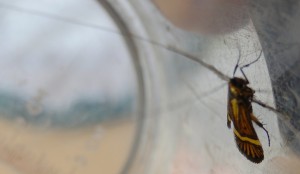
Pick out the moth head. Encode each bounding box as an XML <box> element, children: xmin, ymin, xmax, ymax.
<box><xmin>230</xmin><ymin>77</ymin><xmax>248</xmax><ymax>87</ymax></box>
<box><xmin>229</xmin><ymin>77</ymin><xmax>251</xmax><ymax>96</ymax></box>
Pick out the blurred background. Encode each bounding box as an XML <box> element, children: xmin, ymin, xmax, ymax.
<box><xmin>0</xmin><ymin>0</ymin><xmax>300</xmax><ymax>174</ymax></box>
<box><xmin>0</xmin><ymin>0</ymin><xmax>138</xmax><ymax>173</ymax></box>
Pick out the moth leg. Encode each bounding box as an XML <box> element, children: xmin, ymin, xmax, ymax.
<box><xmin>252</xmin><ymin>99</ymin><xmax>279</xmax><ymax>114</ymax></box>
<box><xmin>251</xmin><ymin>114</ymin><xmax>270</xmax><ymax>146</ymax></box>
<box><xmin>227</xmin><ymin>113</ymin><xmax>232</xmax><ymax>129</ymax></box>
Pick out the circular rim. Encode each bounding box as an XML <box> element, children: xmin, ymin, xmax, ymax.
<box><xmin>96</xmin><ymin>1</ymin><xmax>147</xmax><ymax>173</ymax></box>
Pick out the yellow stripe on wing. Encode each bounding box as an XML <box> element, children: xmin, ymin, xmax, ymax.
<box><xmin>234</xmin><ymin>128</ymin><xmax>261</xmax><ymax>146</ymax></box>
<box><xmin>231</xmin><ymin>99</ymin><xmax>239</xmax><ymax>121</ymax></box>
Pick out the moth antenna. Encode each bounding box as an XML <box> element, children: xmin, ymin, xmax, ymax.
<box><xmin>233</xmin><ymin>47</ymin><xmax>241</xmax><ymax>77</ymax></box>
<box><xmin>240</xmin><ymin>50</ymin><xmax>263</xmax><ymax>69</ymax></box>
<box><xmin>239</xmin><ymin>50</ymin><xmax>263</xmax><ymax>83</ymax></box>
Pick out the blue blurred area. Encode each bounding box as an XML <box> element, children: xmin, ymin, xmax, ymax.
<box><xmin>0</xmin><ymin>1</ymin><xmax>137</xmax><ymax>129</ymax></box>
<box><xmin>0</xmin><ymin>91</ymin><xmax>133</xmax><ymax>128</ymax></box>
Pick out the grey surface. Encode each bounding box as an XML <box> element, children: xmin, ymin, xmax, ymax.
<box><xmin>250</xmin><ymin>0</ymin><xmax>300</xmax><ymax>156</ymax></box>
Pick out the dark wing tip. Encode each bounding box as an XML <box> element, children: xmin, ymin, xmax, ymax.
<box><xmin>250</xmin><ymin>155</ymin><xmax>264</xmax><ymax>163</ymax></box>
<box><xmin>235</xmin><ymin>135</ymin><xmax>264</xmax><ymax>163</ymax></box>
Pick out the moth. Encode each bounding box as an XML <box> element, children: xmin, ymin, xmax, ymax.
<box><xmin>227</xmin><ymin>50</ymin><xmax>270</xmax><ymax>163</ymax></box>
<box><xmin>168</xmin><ymin>47</ymin><xmax>273</xmax><ymax>163</ymax></box>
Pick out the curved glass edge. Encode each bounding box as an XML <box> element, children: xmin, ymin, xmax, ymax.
<box><xmin>96</xmin><ymin>1</ymin><xmax>168</xmax><ymax>174</ymax></box>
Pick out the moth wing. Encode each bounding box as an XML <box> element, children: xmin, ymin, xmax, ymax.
<box><xmin>231</xmin><ymin>101</ymin><xmax>264</xmax><ymax>163</ymax></box>
<box><xmin>227</xmin><ymin>95</ymin><xmax>234</xmax><ymax>129</ymax></box>
<box><xmin>235</xmin><ymin>131</ymin><xmax>264</xmax><ymax>163</ymax></box>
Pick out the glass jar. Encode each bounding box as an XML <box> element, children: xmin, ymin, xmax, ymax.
<box><xmin>0</xmin><ymin>0</ymin><xmax>299</xmax><ymax>174</ymax></box>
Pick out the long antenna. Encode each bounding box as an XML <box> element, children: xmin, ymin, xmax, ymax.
<box><xmin>239</xmin><ymin>50</ymin><xmax>263</xmax><ymax>83</ymax></box>
<box><xmin>233</xmin><ymin>46</ymin><xmax>241</xmax><ymax>77</ymax></box>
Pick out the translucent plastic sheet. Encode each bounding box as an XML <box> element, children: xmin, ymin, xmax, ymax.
<box><xmin>0</xmin><ymin>0</ymin><xmax>299</xmax><ymax>174</ymax></box>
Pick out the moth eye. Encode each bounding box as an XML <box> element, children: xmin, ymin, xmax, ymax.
<box><xmin>236</xmin><ymin>83</ymin><xmax>243</xmax><ymax>88</ymax></box>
